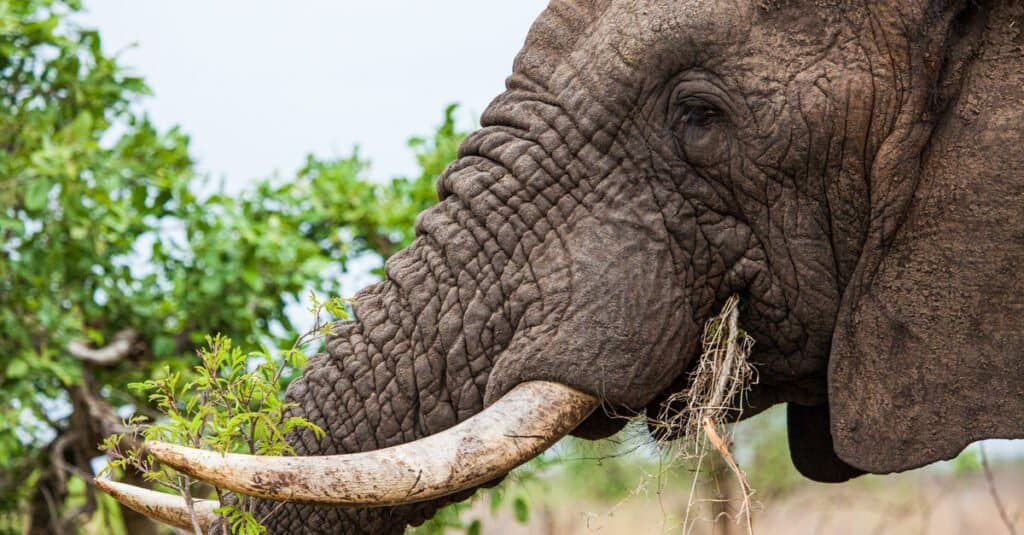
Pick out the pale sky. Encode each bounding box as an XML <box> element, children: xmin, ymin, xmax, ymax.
<box><xmin>80</xmin><ymin>1</ymin><xmax>549</xmax><ymax>189</ymax></box>
<box><xmin>76</xmin><ymin>1</ymin><xmax>549</xmax><ymax>309</ymax></box>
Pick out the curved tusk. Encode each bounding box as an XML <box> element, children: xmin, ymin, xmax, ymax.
<box><xmin>147</xmin><ymin>380</ymin><xmax>599</xmax><ymax>506</ymax></box>
<box><xmin>94</xmin><ymin>478</ymin><xmax>219</xmax><ymax>531</ymax></box>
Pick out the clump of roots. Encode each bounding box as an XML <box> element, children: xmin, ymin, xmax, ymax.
<box><xmin>671</xmin><ymin>294</ymin><xmax>755</xmax><ymax>447</ymax></box>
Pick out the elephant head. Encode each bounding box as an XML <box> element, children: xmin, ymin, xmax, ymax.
<box><xmin>100</xmin><ymin>0</ymin><xmax>1024</xmax><ymax>532</ymax></box>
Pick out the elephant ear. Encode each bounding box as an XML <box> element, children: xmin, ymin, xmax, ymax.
<box><xmin>829</xmin><ymin>1</ymin><xmax>1024</xmax><ymax>473</ymax></box>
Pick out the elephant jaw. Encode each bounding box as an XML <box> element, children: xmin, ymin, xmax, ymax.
<box><xmin>96</xmin><ymin>381</ymin><xmax>597</xmax><ymax>521</ymax></box>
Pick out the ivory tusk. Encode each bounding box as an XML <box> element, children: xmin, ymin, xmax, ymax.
<box><xmin>94</xmin><ymin>477</ymin><xmax>219</xmax><ymax>532</ymax></box>
<box><xmin>147</xmin><ymin>380</ymin><xmax>598</xmax><ymax>506</ymax></box>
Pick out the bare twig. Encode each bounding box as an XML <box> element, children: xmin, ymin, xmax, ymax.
<box><xmin>181</xmin><ymin>476</ymin><xmax>204</xmax><ymax>535</ymax></box>
<box><xmin>981</xmin><ymin>443</ymin><xmax>1018</xmax><ymax>535</ymax></box>
<box><xmin>258</xmin><ymin>499</ymin><xmax>292</xmax><ymax>527</ymax></box>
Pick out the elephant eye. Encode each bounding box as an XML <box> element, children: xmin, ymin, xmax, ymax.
<box><xmin>678</xmin><ymin>102</ymin><xmax>721</xmax><ymax>128</ymax></box>
<box><xmin>673</xmin><ymin>98</ymin><xmax>728</xmax><ymax>168</ymax></box>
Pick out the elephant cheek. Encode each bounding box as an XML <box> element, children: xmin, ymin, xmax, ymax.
<box><xmin>485</xmin><ymin>216</ymin><xmax>695</xmax><ymax>411</ymax></box>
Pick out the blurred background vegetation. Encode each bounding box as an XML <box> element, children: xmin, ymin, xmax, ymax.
<box><xmin>0</xmin><ymin>1</ymin><xmax>1019</xmax><ymax>534</ymax></box>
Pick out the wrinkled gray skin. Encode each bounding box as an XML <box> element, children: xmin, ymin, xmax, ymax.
<box><xmin>248</xmin><ymin>1</ymin><xmax>1024</xmax><ymax>532</ymax></box>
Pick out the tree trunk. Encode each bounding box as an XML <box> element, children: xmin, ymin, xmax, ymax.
<box><xmin>26</xmin><ymin>372</ymin><xmax>160</xmax><ymax>535</ymax></box>
<box><xmin>27</xmin><ymin>469</ymin><xmax>63</xmax><ymax>535</ymax></box>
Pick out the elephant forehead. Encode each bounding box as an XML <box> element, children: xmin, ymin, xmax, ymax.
<box><xmin>542</xmin><ymin>1</ymin><xmax>846</xmax><ymax>99</ymax></box>
<box><xmin>595</xmin><ymin>0</ymin><xmax>754</xmax><ymax>65</ymax></box>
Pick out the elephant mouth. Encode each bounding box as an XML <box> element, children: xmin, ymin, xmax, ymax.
<box><xmin>95</xmin><ymin>381</ymin><xmax>599</xmax><ymax>531</ymax></box>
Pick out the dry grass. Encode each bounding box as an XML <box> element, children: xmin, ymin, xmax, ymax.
<box><xmin>661</xmin><ymin>295</ymin><xmax>756</xmax><ymax>446</ymax></box>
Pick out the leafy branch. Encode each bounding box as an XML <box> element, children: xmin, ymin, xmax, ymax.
<box><xmin>99</xmin><ymin>293</ymin><xmax>353</xmax><ymax>534</ymax></box>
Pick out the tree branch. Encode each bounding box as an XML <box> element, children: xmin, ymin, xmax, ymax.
<box><xmin>67</xmin><ymin>329</ymin><xmax>139</xmax><ymax>366</ymax></box>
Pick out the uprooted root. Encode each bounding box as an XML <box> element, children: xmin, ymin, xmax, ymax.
<box><xmin>649</xmin><ymin>294</ymin><xmax>757</xmax><ymax>534</ymax></box>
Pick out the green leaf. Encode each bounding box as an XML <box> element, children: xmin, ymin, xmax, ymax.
<box><xmin>24</xmin><ymin>180</ymin><xmax>53</xmax><ymax>211</ymax></box>
<box><xmin>152</xmin><ymin>335</ymin><xmax>176</xmax><ymax>358</ymax></box>
<box><xmin>0</xmin><ymin>217</ymin><xmax>21</xmax><ymax>231</ymax></box>
<box><xmin>6</xmin><ymin>359</ymin><xmax>28</xmax><ymax>379</ymax></box>
<box><xmin>240</xmin><ymin>268</ymin><xmax>263</xmax><ymax>291</ymax></box>
<box><xmin>66</xmin><ymin>111</ymin><xmax>94</xmax><ymax>143</ymax></box>
<box><xmin>512</xmin><ymin>496</ymin><xmax>529</xmax><ymax>524</ymax></box>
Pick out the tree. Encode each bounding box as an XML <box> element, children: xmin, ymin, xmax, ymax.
<box><xmin>0</xmin><ymin>1</ymin><xmax>462</xmax><ymax>531</ymax></box>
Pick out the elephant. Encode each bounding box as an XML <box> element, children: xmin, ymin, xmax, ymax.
<box><xmin>99</xmin><ymin>0</ymin><xmax>1024</xmax><ymax>533</ymax></box>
